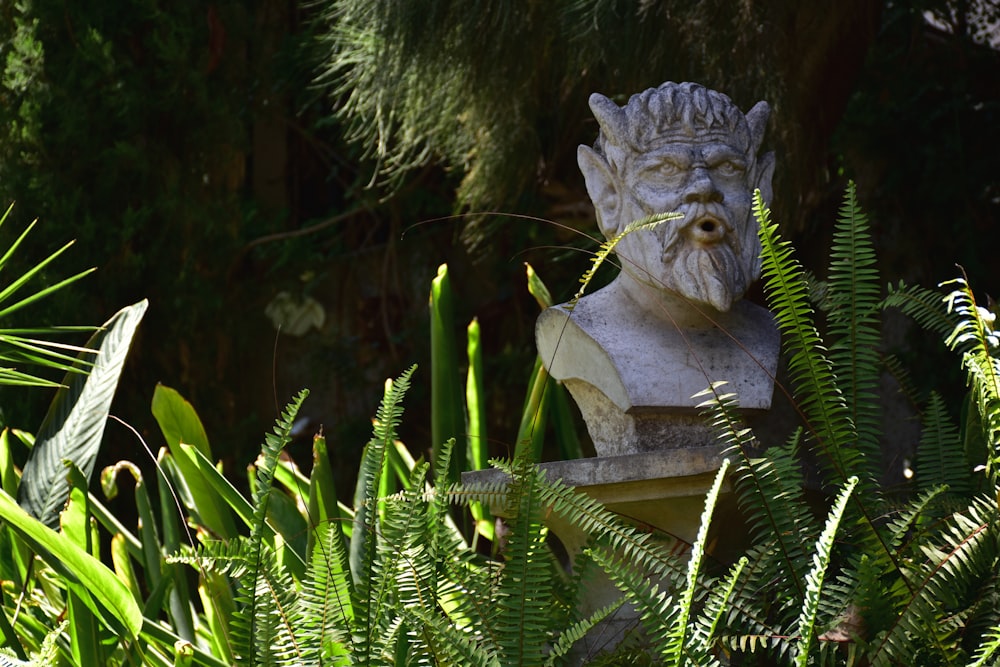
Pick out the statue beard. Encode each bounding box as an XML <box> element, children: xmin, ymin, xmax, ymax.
<box><xmin>660</xmin><ymin>206</ymin><xmax>749</xmax><ymax>312</ymax></box>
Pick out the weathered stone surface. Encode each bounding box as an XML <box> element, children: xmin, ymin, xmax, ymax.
<box><xmin>537</xmin><ymin>81</ymin><xmax>780</xmax><ymax>456</ymax></box>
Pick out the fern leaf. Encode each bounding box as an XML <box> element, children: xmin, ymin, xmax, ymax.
<box><xmin>688</xmin><ymin>556</ymin><xmax>748</xmax><ymax>666</ymax></box>
<box><xmin>969</xmin><ymin>623</ymin><xmax>1000</xmax><ymax>667</ymax></box>
<box><xmin>543</xmin><ymin>600</ymin><xmax>624</xmax><ymax>666</ymax></box>
<box><xmin>663</xmin><ymin>459</ymin><xmax>731</xmax><ymax>665</ymax></box>
<box><xmin>234</xmin><ymin>389</ymin><xmax>309</xmax><ymax>666</ymax></box>
<box><xmin>350</xmin><ymin>366</ymin><xmax>415</xmax><ymax>665</ymax></box>
<box><xmin>943</xmin><ymin>277</ymin><xmax>1000</xmax><ymax>483</ymax></box>
<box><xmin>826</xmin><ymin>182</ymin><xmax>882</xmax><ymax>476</ymax></box>
<box><xmin>793</xmin><ymin>475</ymin><xmax>858</xmax><ymax>667</ymax></box>
<box><xmin>699</xmin><ymin>386</ymin><xmax>813</xmax><ymax>600</ymax></box>
<box><xmin>755</xmin><ymin>191</ymin><xmax>859</xmax><ymax>484</ymax></box>
<box><xmin>916</xmin><ymin>391</ymin><xmax>971</xmax><ymax>495</ymax></box>
<box><xmin>298</xmin><ymin>508</ymin><xmax>356</xmax><ymax>665</ymax></box>
<box><xmin>870</xmin><ymin>494</ymin><xmax>1000</xmax><ymax>665</ymax></box>
<box><xmin>587</xmin><ymin>545</ymin><xmax>678</xmax><ymax>657</ymax></box>
<box><xmin>882</xmin><ymin>281</ymin><xmax>957</xmax><ymax>339</ymax></box>
<box><xmin>754</xmin><ymin>192</ymin><xmax>857</xmax><ymax>483</ymax></box>
<box><xmin>494</xmin><ymin>457</ymin><xmax>557</xmax><ymax>665</ymax></box>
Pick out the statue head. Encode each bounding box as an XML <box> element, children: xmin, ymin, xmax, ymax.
<box><xmin>578</xmin><ymin>82</ymin><xmax>775</xmax><ymax>312</ymax></box>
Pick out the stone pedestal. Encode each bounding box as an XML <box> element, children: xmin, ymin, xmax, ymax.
<box><xmin>461</xmin><ymin>446</ymin><xmax>724</xmax><ymax>663</ymax></box>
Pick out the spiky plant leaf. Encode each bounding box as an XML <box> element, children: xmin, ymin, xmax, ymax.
<box><xmin>882</xmin><ymin>281</ymin><xmax>957</xmax><ymax>339</ymax></box>
<box><xmin>688</xmin><ymin>556</ymin><xmax>748</xmax><ymax>666</ymax></box>
<box><xmin>698</xmin><ymin>384</ymin><xmax>814</xmax><ymax>621</ymax></box>
<box><xmin>869</xmin><ymin>495</ymin><xmax>1000</xmax><ymax>665</ymax></box>
<box><xmin>943</xmin><ymin>276</ymin><xmax>1000</xmax><ymax>483</ymax></box>
<box><xmin>18</xmin><ymin>300</ymin><xmax>147</xmax><ymax>528</ymax></box>
<box><xmin>298</xmin><ymin>491</ymin><xmax>355</xmax><ymax>664</ymax></box>
<box><xmin>494</xmin><ymin>457</ymin><xmax>558</xmax><ymax>665</ymax></box>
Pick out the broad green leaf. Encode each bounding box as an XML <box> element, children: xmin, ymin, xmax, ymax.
<box><xmin>151</xmin><ymin>384</ymin><xmax>211</xmax><ymax>456</ymax></box>
<box><xmin>0</xmin><ymin>486</ymin><xmax>143</xmax><ymax>639</ymax></box>
<box><xmin>18</xmin><ymin>300</ymin><xmax>148</xmax><ymax>528</ymax></box>
<box><xmin>152</xmin><ymin>384</ymin><xmax>237</xmax><ymax>538</ymax></box>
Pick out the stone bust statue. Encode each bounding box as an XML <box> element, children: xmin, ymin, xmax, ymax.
<box><xmin>536</xmin><ymin>82</ymin><xmax>780</xmax><ymax>456</ymax></box>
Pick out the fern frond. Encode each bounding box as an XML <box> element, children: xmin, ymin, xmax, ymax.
<box><xmin>827</xmin><ymin>182</ymin><xmax>882</xmax><ymax>476</ymax></box>
<box><xmin>883</xmin><ymin>281</ymin><xmax>957</xmax><ymax>339</ymax></box>
<box><xmin>793</xmin><ymin>475</ymin><xmax>858</xmax><ymax>667</ymax></box>
<box><xmin>587</xmin><ymin>545</ymin><xmax>678</xmax><ymax>658</ymax></box>
<box><xmin>236</xmin><ymin>390</ymin><xmax>309</xmax><ymax>666</ymax></box>
<box><xmin>968</xmin><ymin>622</ymin><xmax>1000</xmax><ymax>667</ymax></box>
<box><xmin>885</xmin><ymin>484</ymin><xmax>949</xmax><ymax>554</ymax></box>
<box><xmin>565</xmin><ymin>212</ymin><xmax>681</xmax><ymax>312</ymax></box>
<box><xmin>917</xmin><ymin>391</ymin><xmax>971</xmax><ymax>495</ymax></box>
<box><xmin>687</xmin><ymin>556</ymin><xmax>748</xmax><ymax>666</ymax></box>
<box><xmin>870</xmin><ymin>494</ymin><xmax>1000</xmax><ymax>665</ymax></box>
<box><xmin>943</xmin><ymin>277</ymin><xmax>1000</xmax><ymax>483</ymax></box>
<box><xmin>398</xmin><ymin>602</ymin><xmax>500</xmax><ymax>667</ymax></box>
<box><xmin>755</xmin><ymin>191</ymin><xmax>859</xmax><ymax>484</ymax></box>
<box><xmin>494</xmin><ymin>456</ymin><xmax>557</xmax><ymax>665</ymax></box>
<box><xmin>698</xmin><ymin>386</ymin><xmax>814</xmax><ymax>601</ymax></box>
<box><xmin>227</xmin><ymin>541</ymin><xmax>303</xmax><ymax>666</ymax></box>
<box><xmin>298</xmin><ymin>509</ymin><xmax>355</xmax><ymax>664</ymax></box>
<box><xmin>663</xmin><ymin>459</ymin><xmax>731</xmax><ymax>665</ymax></box>
<box><xmin>543</xmin><ymin>599</ymin><xmax>624</xmax><ymax>667</ymax></box>
<box><xmin>350</xmin><ymin>366</ymin><xmax>415</xmax><ymax>665</ymax></box>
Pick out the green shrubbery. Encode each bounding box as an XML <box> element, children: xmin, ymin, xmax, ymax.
<box><xmin>2</xmin><ymin>185</ymin><xmax>1000</xmax><ymax>664</ymax></box>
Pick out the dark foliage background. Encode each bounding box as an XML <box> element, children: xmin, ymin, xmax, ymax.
<box><xmin>0</xmin><ymin>0</ymin><xmax>996</xmax><ymax>490</ymax></box>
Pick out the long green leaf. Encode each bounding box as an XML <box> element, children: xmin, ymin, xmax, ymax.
<box><xmin>430</xmin><ymin>264</ymin><xmax>465</xmax><ymax>483</ymax></box>
<box><xmin>152</xmin><ymin>384</ymin><xmax>237</xmax><ymax>538</ymax></box>
<box><xmin>0</xmin><ymin>487</ymin><xmax>143</xmax><ymax>639</ymax></box>
<box><xmin>18</xmin><ymin>300</ymin><xmax>148</xmax><ymax>528</ymax></box>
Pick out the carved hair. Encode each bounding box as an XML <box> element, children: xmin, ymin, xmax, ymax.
<box><xmin>590</xmin><ymin>82</ymin><xmax>769</xmax><ymax>174</ymax></box>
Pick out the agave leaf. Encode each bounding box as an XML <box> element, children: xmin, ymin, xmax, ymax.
<box><xmin>18</xmin><ymin>300</ymin><xmax>148</xmax><ymax>528</ymax></box>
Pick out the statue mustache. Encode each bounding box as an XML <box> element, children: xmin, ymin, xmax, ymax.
<box><xmin>660</xmin><ymin>203</ymin><xmax>739</xmax><ymax>259</ymax></box>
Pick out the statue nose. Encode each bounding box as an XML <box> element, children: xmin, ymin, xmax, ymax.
<box><xmin>683</xmin><ymin>167</ymin><xmax>723</xmax><ymax>204</ymax></box>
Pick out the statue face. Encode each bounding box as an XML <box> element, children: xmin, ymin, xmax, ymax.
<box><xmin>612</xmin><ymin>136</ymin><xmax>760</xmax><ymax>312</ymax></box>
<box><xmin>578</xmin><ymin>82</ymin><xmax>773</xmax><ymax>313</ymax></box>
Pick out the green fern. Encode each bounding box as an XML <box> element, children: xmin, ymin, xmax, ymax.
<box><xmin>916</xmin><ymin>391</ymin><xmax>971</xmax><ymax>495</ymax></box>
<box><xmin>943</xmin><ymin>276</ymin><xmax>1000</xmax><ymax>483</ymax></box>
<box><xmin>755</xmin><ymin>190</ymin><xmax>858</xmax><ymax>484</ymax></box>
<box><xmin>826</xmin><ymin>182</ymin><xmax>881</xmax><ymax>477</ymax></box>
<box><xmin>663</xmin><ymin>458</ymin><xmax>731</xmax><ymax>665</ymax></box>
<box><xmin>793</xmin><ymin>476</ymin><xmax>858</xmax><ymax>667</ymax></box>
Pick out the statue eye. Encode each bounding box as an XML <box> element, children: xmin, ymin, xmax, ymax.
<box><xmin>657</xmin><ymin>159</ymin><xmax>684</xmax><ymax>176</ymax></box>
<box><xmin>713</xmin><ymin>160</ymin><xmax>745</xmax><ymax>176</ymax></box>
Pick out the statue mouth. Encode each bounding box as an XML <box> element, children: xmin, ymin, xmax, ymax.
<box><xmin>682</xmin><ymin>208</ymin><xmax>730</xmax><ymax>245</ymax></box>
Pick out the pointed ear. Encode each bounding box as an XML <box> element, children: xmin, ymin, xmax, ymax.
<box><xmin>746</xmin><ymin>100</ymin><xmax>770</xmax><ymax>155</ymax></box>
<box><xmin>578</xmin><ymin>144</ymin><xmax>621</xmax><ymax>238</ymax></box>
<box><xmin>752</xmin><ymin>150</ymin><xmax>776</xmax><ymax>206</ymax></box>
